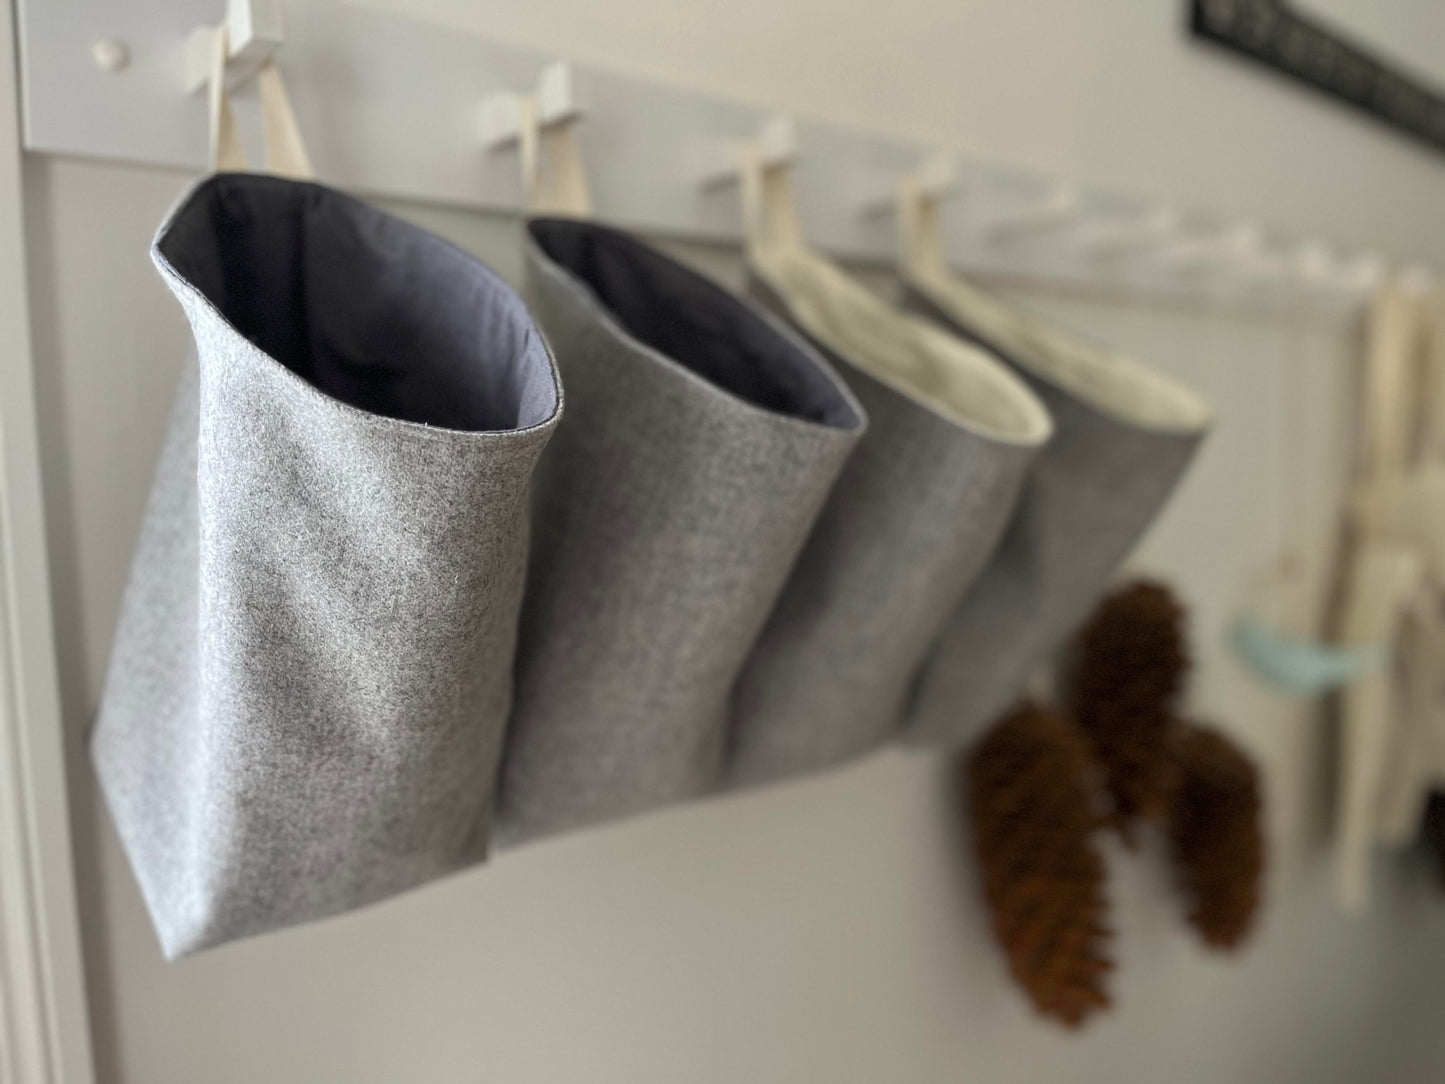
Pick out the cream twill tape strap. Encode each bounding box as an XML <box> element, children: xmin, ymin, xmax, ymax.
<box><xmin>1357</xmin><ymin>284</ymin><xmax>1420</xmax><ymax>488</ymax></box>
<box><xmin>206</xmin><ymin>25</ymin><xmax>246</xmax><ymax>173</ymax></box>
<box><xmin>516</xmin><ymin>94</ymin><xmax>592</xmax><ymax>218</ymax></box>
<box><xmin>896</xmin><ymin>176</ymin><xmax>948</xmax><ymax>282</ymax></box>
<box><xmin>206</xmin><ymin>24</ymin><xmax>315</xmax><ymax>180</ymax></box>
<box><xmin>739</xmin><ymin>144</ymin><xmax>803</xmax><ymax>258</ymax></box>
<box><xmin>1417</xmin><ymin>290</ymin><xmax>1445</xmax><ymax>463</ymax></box>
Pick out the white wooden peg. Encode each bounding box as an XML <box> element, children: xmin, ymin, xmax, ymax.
<box><xmin>1337</xmin><ymin>251</ymin><xmax>1387</xmax><ymax>294</ymax></box>
<box><xmin>1293</xmin><ymin>240</ymin><xmax>1337</xmax><ymax>286</ymax></box>
<box><xmin>1215</xmin><ymin>223</ymin><xmax>1265</xmax><ymax>277</ymax></box>
<box><xmin>183</xmin><ymin>0</ymin><xmax>284</xmax><ymax>95</ymax></box>
<box><xmin>983</xmin><ymin>184</ymin><xmax>1081</xmax><ymax>244</ymax></box>
<box><xmin>1292</xmin><ymin>241</ymin><xmax>1387</xmax><ymax>295</ymax></box>
<box><xmin>1164</xmin><ymin>222</ymin><xmax>1261</xmax><ymax>275</ymax></box>
<box><xmin>1075</xmin><ymin>206</ymin><xmax>1178</xmax><ymax>261</ymax></box>
<box><xmin>1238</xmin><ymin>249</ymin><xmax>1289</xmax><ymax>285</ymax></box>
<box><xmin>1160</xmin><ymin>234</ymin><xmax>1217</xmax><ymax>274</ymax></box>
<box><xmin>1398</xmin><ymin>262</ymin><xmax>1435</xmax><ymax>295</ymax></box>
<box><xmin>860</xmin><ymin>152</ymin><xmax>961</xmax><ymax>218</ymax></box>
<box><xmin>697</xmin><ymin>115</ymin><xmax>797</xmax><ymax>188</ymax></box>
<box><xmin>913</xmin><ymin>155</ymin><xmax>962</xmax><ymax>201</ymax></box>
<box><xmin>480</xmin><ymin>62</ymin><xmax>585</xmax><ymax>149</ymax></box>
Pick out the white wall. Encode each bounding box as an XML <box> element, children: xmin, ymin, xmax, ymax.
<box><xmin>22</xmin><ymin>1</ymin><xmax>1445</xmax><ymax>1081</ymax></box>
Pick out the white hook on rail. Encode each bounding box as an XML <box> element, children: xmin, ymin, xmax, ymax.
<box><xmin>1282</xmin><ymin>241</ymin><xmax>1378</xmax><ymax>295</ymax></box>
<box><xmin>1159</xmin><ymin>222</ymin><xmax>1262</xmax><ymax>277</ymax></box>
<box><xmin>1337</xmin><ymin>251</ymin><xmax>1388</xmax><ymax>294</ymax></box>
<box><xmin>1237</xmin><ymin>249</ymin><xmax>1290</xmax><ymax>287</ymax></box>
<box><xmin>1073</xmin><ymin>206</ymin><xmax>1179</xmax><ymax>261</ymax></box>
<box><xmin>911</xmin><ymin>155</ymin><xmax>964</xmax><ymax>203</ymax></box>
<box><xmin>1293</xmin><ymin>240</ymin><xmax>1340</xmax><ymax>289</ymax></box>
<box><xmin>183</xmin><ymin>0</ymin><xmax>284</xmax><ymax>94</ymax></box>
<box><xmin>697</xmin><ymin>115</ymin><xmax>797</xmax><ymax>188</ymax></box>
<box><xmin>1399</xmin><ymin>262</ymin><xmax>1437</xmax><ymax>295</ymax></box>
<box><xmin>859</xmin><ymin>152</ymin><xmax>961</xmax><ymax>219</ymax></box>
<box><xmin>480</xmin><ymin>62</ymin><xmax>585</xmax><ymax>149</ymax></box>
<box><xmin>479</xmin><ymin>61</ymin><xmax>591</xmax><ymax>217</ymax></box>
<box><xmin>1227</xmin><ymin>236</ymin><xmax>1314</xmax><ymax>294</ymax></box>
<box><xmin>982</xmin><ymin>183</ymin><xmax>1082</xmax><ymax>245</ymax></box>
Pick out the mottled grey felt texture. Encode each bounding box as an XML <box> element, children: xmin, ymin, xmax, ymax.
<box><xmin>90</xmin><ymin>175</ymin><xmax>560</xmax><ymax>957</ymax></box>
<box><xmin>725</xmin><ymin>273</ymin><xmax>1041</xmax><ymax>787</ymax></box>
<box><xmin>900</xmin><ymin>281</ymin><xmax>1204</xmax><ymax>747</ymax></box>
<box><xmin>495</xmin><ymin>219</ymin><xmax>864</xmax><ymax>845</ymax></box>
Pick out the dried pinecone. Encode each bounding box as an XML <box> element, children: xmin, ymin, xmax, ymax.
<box><xmin>966</xmin><ymin>702</ymin><xmax>1113</xmax><ymax>1028</ymax></box>
<box><xmin>1072</xmin><ymin>581</ymin><xmax>1189</xmax><ymax>829</ymax></box>
<box><xmin>1168</xmin><ymin>723</ymin><xmax>1264</xmax><ymax>950</ymax></box>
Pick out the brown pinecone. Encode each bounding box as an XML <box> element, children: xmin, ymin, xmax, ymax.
<box><xmin>1168</xmin><ymin>723</ymin><xmax>1264</xmax><ymax>950</ymax></box>
<box><xmin>1072</xmin><ymin>581</ymin><xmax>1189</xmax><ymax>829</ymax></box>
<box><xmin>966</xmin><ymin>702</ymin><xmax>1113</xmax><ymax>1028</ymax></box>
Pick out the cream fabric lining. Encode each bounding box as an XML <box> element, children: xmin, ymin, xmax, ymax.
<box><xmin>906</xmin><ymin>266</ymin><xmax>1210</xmax><ymax>434</ymax></box>
<box><xmin>740</xmin><ymin>155</ymin><xmax>1049</xmax><ymax>446</ymax></box>
<box><xmin>750</xmin><ymin>245</ymin><xmax>1051</xmax><ymax>446</ymax></box>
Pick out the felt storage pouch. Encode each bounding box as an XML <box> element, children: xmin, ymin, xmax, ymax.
<box><xmin>898</xmin><ymin>256</ymin><xmax>1210</xmax><ymax>749</ymax></box>
<box><xmin>91</xmin><ymin>174</ymin><xmax>561</xmax><ymax>957</ymax></box>
<box><xmin>494</xmin><ymin>218</ymin><xmax>865</xmax><ymax>844</ymax></box>
<box><xmin>726</xmin><ymin>158</ymin><xmax>1052</xmax><ymax>787</ymax></box>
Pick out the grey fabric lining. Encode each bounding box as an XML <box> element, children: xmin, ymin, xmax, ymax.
<box><xmin>725</xmin><ymin>270</ymin><xmax>1044</xmax><ymax>787</ymax></box>
<box><xmin>525</xmin><ymin>220</ymin><xmax>854</xmax><ymax>426</ymax></box>
<box><xmin>158</xmin><ymin>175</ymin><xmax>557</xmax><ymax>432</ymax></box>
<box><xmin>899</xmin><ymin>279</ymin><xmax>1207</xmax><ymax>748</ymax></box>
<box><xmin>91</xmin><ymin>175</ymin><xmax>561</xmax><ymax>957</ymax></box>
<box><xmin>495</xmin><ymin>218</ymin><xmax>865</xmax><ymax>845</ymax></box>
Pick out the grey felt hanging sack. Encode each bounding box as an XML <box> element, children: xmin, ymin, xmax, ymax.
<box><xmin>493</xmin><ymin>126</ymin><xmax>866</xmax><ymax>845</ymax></box>
<box><xmin>892</xmin><ymin>181</ymin><xmax>1210</xmax><ymax>748</ymax></box>
<box><xmin>90</xmin><ymin>49</ymin><xmax>561</xmax><ymax>957</ymax></box>
<box><xmin>726</xmin><ymin>154</ymin><xmax>1053</xmax><ymax>788</ymax></box>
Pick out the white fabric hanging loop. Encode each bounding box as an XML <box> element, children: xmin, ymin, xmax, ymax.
<box><xmin>517</xmin><ymin>94</ymin><xmax>592</xmax><ymax>218</ymax></box>
<box><xmin>206</xmin><ymin>27</ymin><xmax>314</xmax><ymax>181</ymax></box>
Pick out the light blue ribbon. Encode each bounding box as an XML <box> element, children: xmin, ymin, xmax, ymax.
<box><xmin>1229</xmin><ymin>616</ymin><xmax>1385</xmax><ymax>696</ymax></box>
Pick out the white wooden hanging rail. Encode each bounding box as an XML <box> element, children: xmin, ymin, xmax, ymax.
<box><xmin>15</xmin><ymin>0</ymin><xmax>1415</xmax><ymax>308</ymax></box>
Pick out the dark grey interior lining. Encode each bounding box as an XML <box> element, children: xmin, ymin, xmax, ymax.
<box><xmin>157</xmin><ymin>174</ymin><xmax>557</xmax><ymax>433</ymax></box>
<box><xmin>527</xmin><ymin>218</ymin><xmax>859</xmax><ymax>428</ymax></box>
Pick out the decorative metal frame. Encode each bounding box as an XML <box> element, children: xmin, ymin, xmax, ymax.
<box><xmin>1190</xmin><ymin>0</ymin><xmax>1445</xmax><ymax>155</ymax></box>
